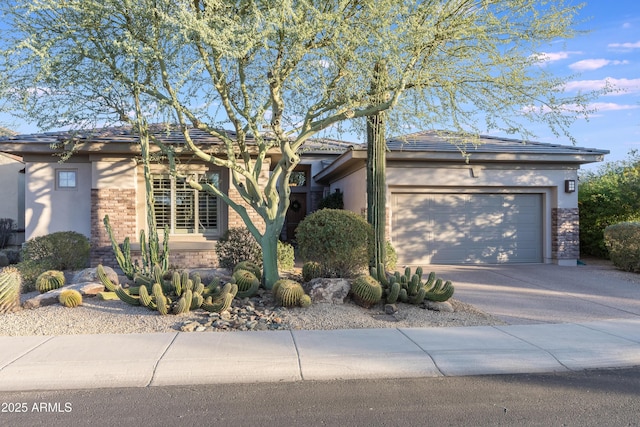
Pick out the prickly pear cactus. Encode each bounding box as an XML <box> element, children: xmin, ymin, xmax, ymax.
<box><xmin>0</xmin><ymin>266</ymin><xmax>22</xmax><ymax>314</ymax></box>
<box><xmin>350</xmin><ymin>274</ymin><xmax>382</xmax><ymax>308</ymax></box>
<box><xmin>35</xmin><ymin>270</ymin><xmax>65</xmax><ymax>294</ymax></box>
<box><xmin>58</xmin><ymin>289</ymin><xmax>83</xmax><ymax>308</ymax></box>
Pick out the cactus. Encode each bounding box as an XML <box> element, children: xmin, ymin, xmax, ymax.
<box><xmin>386</xmin><ymin>281</ymin><xmax>400</xmax><ymax>304</ymax></box>
<box><xmin>201</xmin><ymin>283</ymin><xmax>237</xmax><ymax>313</ymax></box>
<box><xmin>299</xmin><ymin>294</ymin><xmax>312</xmax><ymax>308</ymax></box>
<box><xmin>191</xmin><ymin>292</ymin><xmax>204</xmax><ymax>310</ymax></box>
<box><xmin>138</xmin><ymin>285</ymin><xmax>156</xmax><ymax>309</ymax></box>
<box><xmin>173</xmin><ymin>289</ymin><xmax>193</xmax><ymax>314</ymax></box>
<box><xmin>425</xmin><ymin>280</ymin><xmax>455</xmax><ymax>302</ymax></box>
<box><xmin>0</xmin><ymin>266</ymin><xmax>21</xmax><ymax>314</ymax></box>
<box><xmin>114</xmin><ymin>285</ymin><xmax>140</xmax><ymax>306</ymax></box>
<box><xmin>273</xmin><ymin>279</ymin><xmax>306</xmax><ymax>307</ymax></box>
<box><xmin>232</xmin><ymin>269</ymin><xmax>260</xmax><ymax>298</ymax></box>
<box><xmin>97</xmin><ymin>291</ymin><xmax>119</xmax><ymax>301</ymax></box>
<box><xmin>35</xmin><ymin>270</ymin><xmax>65</xmax><ymax>293</ymax></box>
<box><xmin>233</xmin><ymin>261</ymin><xmax>262</xmax><ymax>281</ymax></box>
<box><xmin>58</xmin><ymin>289</ymin><xmax>83</xmax><ymax>308</ymax></box>
<box><xmin>302</xmin><ymin>261</ymin><xmax>323</xmax><ymax>282</ymax></box>
<box><xmin>152</xmin><ymin>282</ymin><xmax>169</xmax><ymax>315</ymax></box>
<box><xmin>97</xmin><ymin>264</ymin><xmax>118</xmax><ymax>292</ymax></box>
<box><xmin>351</xmin><ymin>275</ymin><xmax>382</xmax><ymax>308</ymax></box>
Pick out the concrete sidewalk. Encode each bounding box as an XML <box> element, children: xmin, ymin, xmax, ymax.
<box><xmin>1</xmin><ymin>319</ymin><xmax>640</xmax><ymax>391</ymax></box>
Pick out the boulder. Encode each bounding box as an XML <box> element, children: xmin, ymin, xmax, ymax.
<box><xmin>424</xmin><ymin>300</ymin><xmax>455</xmax><ymax>312</ymax></box>
<box><xmin>71</xmin><ymin>266</ymin><xmax>119</xmax><ymax>285</ymax></box>
<box><xmin>307</xmin><ymin>278</ymin><xmax>350</xmax><ymax>304</ymax></box>
<box><xmin>22</xmin><ymin>282</ymin><xmax>105</xmax><ymax>309</ymax></box>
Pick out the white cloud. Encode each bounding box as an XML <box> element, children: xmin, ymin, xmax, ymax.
<box><xmin>523</xmin><ymin>102</ymin><xmax>639</xmax><ymax>115</ymax></box>
<box><xmin>534</xmin><ymin>51</ymin><xmax>582</xmax><ymax>64</ymax></box>
<box><xmin>623</xmin><ymin>23</ymin><xmax>632</xmax><ymax>29</ymax></box>
<box><xmin>569</xmin><ymin>59</ymin><xmax>629</xmax><ymax>71</ymax></box>
<box><xmin>608</xmin><ymin>40</ymin><xmax>640</xmax><ymax>49</ymax></box>
<box><xmin>563</xmin><ymin>78</ymin><xmax>640</xmax><ymax>94</ymax></box>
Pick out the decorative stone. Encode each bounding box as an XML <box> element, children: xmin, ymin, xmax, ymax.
<box><xmin>424</xmin><ymin>300</ymin><xmax>455</xmax><ymax>312</ymax></box>
<box><xmin>180</xmin><ymin>321</ymin><xmax>200</xmax><ymax>332</ymax></box>
<box><xmin>22</xmin><ymin>282</ymin><xmax>105</xmax><ymax>309</ymax></box>
<box><xmin>72</xmin><ymin>267</ymin><xmax>119</xmax><ymax>286</ymax></box>
<box><xmin>307</xmin><ymin>278</ymin><xmax>350</xmax><ymax>304</ymax></box>
<box><xmin>384</xmin><ymin>303</ymin><xmax>398</xmax><ymax>315</ymax></box>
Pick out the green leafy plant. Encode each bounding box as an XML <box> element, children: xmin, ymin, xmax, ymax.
<box><xmin>17</xmin><ymin>231</ymin><xmax>89</xmax><ymax>290</ymax></box>
<box><xmin>0</xmin><ymin>266</ymin><xmax>21</xmax><ymax>314</ymax></box>
<box><xmin>59</xmin><ymin>289</ymin><xmax>83</xmax><ymax>308</ymax></box>
<box><xmin>35</xmin><ymin>270</ymin><xmax>65</xmax><ymax>294</ymax></box>
<box><xmin>277</xmin><ymin>240</ymin><xmax>295</xmax><ymax>271</ymax></box>
<box><xmin>317</xmin><ymin>191</ymin><xmax>344</xmax><ymax>210</ymax></box>
<box><xmin>216</xmin><ymin>228</ymin><xmax>262</xmax><ymax>269</ymax></box>
<box><xmin>579</xmin><ymin>151</ymin><xmax>640</xmax><ymax>258</ymax></box>
<box><xmin>0</xmin><ymin>218</ymin><xmax>16</xmax><ymax>249</ymax></box>
<box><xmin>296</xmin><ymin>209</ymin><xmax>373</xmax><ymax>278</ymax></box>
<box><xmin>604</xmin><ymin>222</ymin><xmax>640</xmax><ymax>272</ymax></box>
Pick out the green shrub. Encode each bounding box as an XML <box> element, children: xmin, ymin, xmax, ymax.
<box><xmin>18</xmin><ymin>231</ymin><xmax>90</xmax><ymax>291</ymax></box>
<box><xmin>21</xmin><ymin>231</ymin><xmax>90</xmax><ymax>270</ymax></box>
<box><xmin>296</xmin><ymin>209</ymin><xmax>373</xmax><ymax>278</ymax></box>
<box><xmin>604</xmin><ymin>222</ymin><xmax>640</xmax><ymax>272</ymax></box>
<box><xmin>216</xmin><ymin>227</ymin><xmax>295</xmax><ymax>272</ymax></box>
<box><xmin>317</xmin><ymin>191</ymin><xmax>344</xmax><ymax>210</ymax></box>
<box><xmin>216</xmin><ymin>228</ymin><xmax>262</xmax><ymax>269</ymax></box>
<box><xmin>385</xmin><ymin>241</ymin><xmax>398</xmax><ymax>271</ymax></box>
<box><xmin>277</xmin><ymin>240</ymin><xmax>295</xmax><ymax>271</ymax></box>
<box><xmin>0</xmin><ymin>218</ymin><xmax>16</xmax><ymax>249</ymax></box>
<box><xmin>579</xmin><ymin>152</ymin><xmax>640</xmax><ymax>258</ymax></box>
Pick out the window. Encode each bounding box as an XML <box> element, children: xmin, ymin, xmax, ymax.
<box><xmin>56</xmin><ymin>170</ymin><xmax>77</xmax><ymax>190</ymax></box>
<box><xmin>152</xmin><ymin>172</ymin><xmax>220</xmax><ymax>235</ymax></box>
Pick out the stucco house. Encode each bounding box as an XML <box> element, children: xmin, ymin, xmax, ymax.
<box><xmin>0</xmin><ymin>152</ymin><xmax>25</xmax><ymax>247</ymax></box>
<box><xmin>0</xmin><ymin>127</ymin><xmax>607</xmax><ymax>268</ymax></box>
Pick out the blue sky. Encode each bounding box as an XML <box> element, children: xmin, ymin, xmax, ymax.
<box><xmin>2</xmin><ymin>1</ymin><xmax>639</xmax><ymax>170</ymax></box>
<box><xmin>516</xmin><ymin>1</ymin><xmax>640</xmax><ymax>169</ymax></box>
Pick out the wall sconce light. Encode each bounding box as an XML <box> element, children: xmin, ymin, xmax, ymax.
<box><xmin>565</xmin><ymin>179</ymin><xmax>576</xmax><ymax>193</ymax></box>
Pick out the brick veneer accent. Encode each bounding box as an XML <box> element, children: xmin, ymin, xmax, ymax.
<box><xmin>552</xmin><ymin>208</ymin><xmax>579</xmax><ymax>260</ymax></box>
<box><xmin>91</xmin><ymin>188</ymin><xmax>137</xmax><ymax>267</ymax></box>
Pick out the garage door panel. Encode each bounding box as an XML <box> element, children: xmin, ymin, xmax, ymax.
<box><xmin>392</xmin><ymin>193</ymin><xmax>542</xmax><ymax>265</ymax></box>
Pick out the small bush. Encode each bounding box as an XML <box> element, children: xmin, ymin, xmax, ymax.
<box><xmin>18</xmin><ymin>231</ymin><xmax>90</xmax><ymax>291</ymax></box>
<box><xmin>0</xmin><ymin>218</ymin><xmax>16</xmax><ymax>249</ymax></box>
<box><xmin>277</xmin><ymin>240</ymin><xmax>295</xmax><ymax>271</ymax></box>
<box><xmin>318</xmin><ymin>191</ymin><xmax>344</xmax><ymax>210</ymax></box>
<box><xmin>296</xmin><ymin>209</ymin><xmax>373</xmax><ymax>278</ymax></box>
<box><xmin>216</xmin><ymin>227</ymin><xmax>295</xmax><ymax>272</ymax></box>
<box><xmin>604</xmin><ymin>222</ymin><xmax>640</xmax><ymax>272</ymax></box>
<box><xmin>385</xmin><ymin>241</ymin><xmax>398</xmax><ymax>271</ymax></box>
<box><xmin>21</xmin><ymin>231</ymin><xmax>90</xmax><ymax>271</ymax></box>
<box><xmin>216</xmin><ymin>228</ymin><xmax>262</xmax><ymax>269</ymax></box>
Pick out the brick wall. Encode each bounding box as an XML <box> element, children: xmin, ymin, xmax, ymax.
<box><xmin>552</xmin><ymin>207</ymin><xmax>579</xmax><ymax>260</ymax></box>
<box><xmin>90</xmin><ymin>188</ymin><xmax>137</xmax><ymax>267</ymax></box>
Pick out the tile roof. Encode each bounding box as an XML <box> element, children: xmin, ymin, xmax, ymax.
<box><xmin>384</xmin><ymin>131</ymin><xmax>609</xmax><ymax>156</ymax></box>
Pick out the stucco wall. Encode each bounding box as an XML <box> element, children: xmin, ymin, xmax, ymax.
<box><xmin>329</xmin><ymin>166</ymin><xmax>367</xmax><ymax>215</ymax></box>
<box><xmin>25</xmin><ymin>162</ymin><xmax>92</xmax><ymax>239</ymax></box>
<box><xmin>0</xmin><ymin>153</ymin><xmax>23</xmax><ymax>223</ymax></box>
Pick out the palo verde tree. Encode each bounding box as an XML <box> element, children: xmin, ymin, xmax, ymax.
<box><xmin>1</xmin><ymin>0</ymin><xmax>600</xmax><ymax>288</ymax></box>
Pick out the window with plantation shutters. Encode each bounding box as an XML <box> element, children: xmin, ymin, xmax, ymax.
<box><xmin>152</xmin><ymin>172</ymin><xmax>220</xmax><ymax>235</ymax></box>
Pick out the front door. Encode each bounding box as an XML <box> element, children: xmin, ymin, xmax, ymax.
<box><xmin>284</xmin><ymin>192</ymin><xmax>307</xmax><ymax>242</ymax></box>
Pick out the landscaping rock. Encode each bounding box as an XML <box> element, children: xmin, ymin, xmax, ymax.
<box><xmin>71</xmin><ymin>266</ymin><xmax>119</xmax><ymax>286</ymax></box>
<box><xmin>307</xmin><ymin>278</ymin><xmax>350</xmax><ymax>304</ymax></box>
<box><xmin>22</xmin><ymin>282</ymin><xmax>105</xmax><ymax>309</ymax></box>
<box><xmin>424</xmin><ymin>300</ymin><xmax>455</xmax><ymax>312</ymax></box>
<box><xmin>384</xmin><ymin>303</ymin><xmax>398</xmax><ymax>315</ymax></box>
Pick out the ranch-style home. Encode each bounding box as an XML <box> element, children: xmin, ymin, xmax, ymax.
<box><xmin>0</xmin><ymin>127</ymin><xmax>607</xmax><ymax>268</ymax></box>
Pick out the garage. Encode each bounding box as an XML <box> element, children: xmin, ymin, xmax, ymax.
<box><xmin>391</xmin><ymin>192</ymin><xmax>543</xmax><ymax>265</ymax></box>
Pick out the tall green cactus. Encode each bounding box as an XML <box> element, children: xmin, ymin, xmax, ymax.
<box><xmin>0</xmin><ymin>266</ymin><xmax>21</xmax><ymax>314</ymax></box>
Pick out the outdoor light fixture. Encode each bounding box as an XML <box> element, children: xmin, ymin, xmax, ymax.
<box><xmin>565</xmin><ymin>179</ymin><xmax>576</xmax><ymax>193</ymax></box>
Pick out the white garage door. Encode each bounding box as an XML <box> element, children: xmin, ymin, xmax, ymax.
<box><xmin>392</xmin><ymin>193</ymin><xmax>542</xmax><ymax>265</ymax></box>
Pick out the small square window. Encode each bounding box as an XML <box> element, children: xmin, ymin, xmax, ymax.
<box><xmin>57</xmin><ymin>170</ymin><xmax>77</xmax><ymax>189</ymax></box>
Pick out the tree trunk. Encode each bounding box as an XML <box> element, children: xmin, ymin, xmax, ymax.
<box><xmin>260</xmin><ymin>228</ymin><xmax>280</xmax><ymax>290</ymax></box>
<box><xmin>367</xmin><ymin>61</ymin><xmax>388</xmax><ymax>269</ymax></box>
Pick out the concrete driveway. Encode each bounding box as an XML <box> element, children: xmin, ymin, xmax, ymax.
<box><xmin>435</xmin><ymin>261</ymin><xmax>640</xmax><ymax>325</ymax></box>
